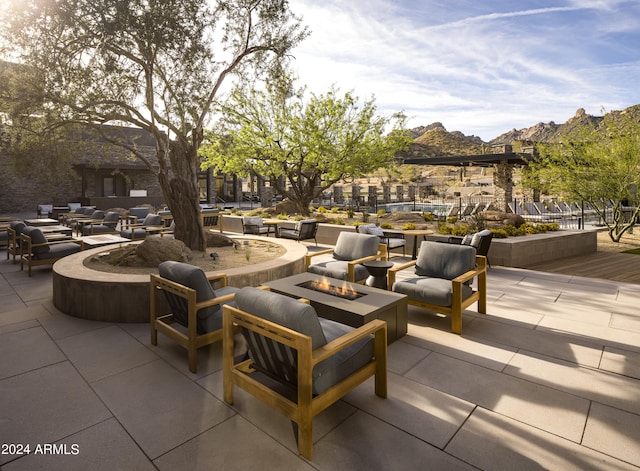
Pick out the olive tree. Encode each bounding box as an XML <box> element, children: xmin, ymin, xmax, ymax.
<box><xmin>202</xmin><ymin>79</ymin><xmax>412</xmax><ymax>215</ymax></box>
<box><xmin>0</xmin><ymin>0</ymin><xmax>308</xmax><ymax>250</ymax></box>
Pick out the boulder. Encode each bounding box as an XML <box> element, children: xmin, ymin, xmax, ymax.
<box><xmin>116</xmin><ymin>237</ymin><xmax>192</xmax><ymax>267</ymax></box>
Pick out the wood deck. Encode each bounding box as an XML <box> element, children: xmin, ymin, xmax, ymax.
<box><xmin>525</xmin><ymin>251</ymin><xmax>640</xmax><ymax>284</ymax></box>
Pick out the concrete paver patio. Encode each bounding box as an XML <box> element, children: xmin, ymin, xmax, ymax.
<box><xmin>1</xmin><ymin>244</ymin><xmax>639</xmax><ymax>470</ymax></box>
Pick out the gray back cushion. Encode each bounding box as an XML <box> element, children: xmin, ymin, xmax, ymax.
<box><xmin>103</xmin><ymin>211</ymin><xmax>120</xmax><ymax>225</ymax></box>
<box><xmin>158</xmin><ymin>261</ymin><xmax>220</xmax><ymax>333</ymax></box>
<box><xmin>235</xmin><ymin>287</ymin><xmax>327</xmax><ymax>350</ymax></box>
<box><xmin>471</xmin><ymin>229</ymin><xmax>492</xmax><ymax>248</ymax></box>
<box><xmin>142</xmin><ymin>213</ymin><xmax>162</xmax><ymax>226</ymax></box>
<box><xmin>22</xmin><ymin>226</ymin><xmax>50</xmax><ymax>255</ymax></box>
<box><xmin>415</xmin><ymin>241</ymin><xmax>476</xmax><ymax>279</ymax></box>
<box><xmin>333</xmin><ymin>232</ymin><xmax>379</xmax><ymax>261</ymax></box>
<box><xmin>89</xmin><ymin>210</ymin><xmax>105</xmax><ymax>219</ymax></box>
<box><xmin>10</xmin><ymin>221</ymin><xmax>26</xmax><ymax>236</ymax></box>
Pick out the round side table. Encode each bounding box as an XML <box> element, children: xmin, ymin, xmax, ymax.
<box><xmin>362</xmin><ymin>260</ymin><xmax>395</xmax><ymax>290</ymax></box>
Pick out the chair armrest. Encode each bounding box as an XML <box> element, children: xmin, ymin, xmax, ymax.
<box><xmin>388</xmin><ymin>259</ymin><xmax>416</xmax><ymax>273</ymax></box>
<box><xmin>452</xmin><ymin>256</ymin><xmax>487</xmax><ymax>284</ymax></box>
<box><xmin>304</xmin><ymin>247</ymin><xmax>335</xmax><ymax>269</ymax></box>
<box><xmin>312</xmin><ymin>319</ymin><xmax>386</xmax><ymax>364</ymax></box>
<box><xmin>197</xmin><ymin>292</ymin><xmax>236</xmax><ymax>308</ymax></box>
<box><xmin>346</xmin><ymin>253</ymin><xmax>384</xmax><ymax>281</ymax></box>
<box><xmin>387</xmin><ymin>259</ymin><xmax>416</xmax><ymax>287</ymax></box>
<box><xmin>207</xmin><ymin>273</ymin><xmax>228</xmax><ymax>287</ymax></box>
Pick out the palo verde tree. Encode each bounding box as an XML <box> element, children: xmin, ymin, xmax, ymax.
<box><xmin>0</xmin><ymin>0</ymin><xmax>308</xmax><ymax>250</ymax></box>
<box><xmin>202</xmin><ymin>78</ymin><xmax>412</xmax><ymax>215</ymax></box>
<box><xmin>526</xmin><ymin>109</ymin><xmax>640</xmax><ymax>242</ymax></box>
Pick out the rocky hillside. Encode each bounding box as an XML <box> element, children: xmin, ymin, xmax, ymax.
<box><xmin>403</xmin><ymin>122</ymin><xmax>485</xmax><ymax>159</ymax></box>
<box><xmin>489</xmin><ymin>108</ymin><xmax>603</xmax><ymax>144</ymax></box>
<box><xmin>408</xmin><ymin>105</ymin><xmax>640</xmax><ymax>157</ymax></box>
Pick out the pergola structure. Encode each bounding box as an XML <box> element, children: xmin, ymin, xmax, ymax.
<box><xmin>399</xmin><ymin>145</ymin><xmax>537</xmax><ymax>212</ymax></box>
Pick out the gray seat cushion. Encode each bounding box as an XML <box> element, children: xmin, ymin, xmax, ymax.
<box><xmin>235</xmin><ymin>287</ymin><xmax>374</xmax><ymax>395</ymax></box>
<box><xmin>415</xmin><ymin>241</ymin><xmax>476</xmax><ymax>278</ymax></box>
<box><xmin>41</xmin><ymin>242</ymin><xmax>82</xmax><ymax>260</ymax></box>
<box><xmin>159</xmin><ymin>261</ymin><xmax>238</xmax><ymax>334</ymax></box>
<box><xmin>386</xmin><ymin>237</ymin><xmax>406</xmax><ymax>249</ymax></box>
<box><xmin>307</xmin><ymin>260</ymin><xmax>370</xmax><ymax>282</ymax></box>
<box><xmin>392</xmin><ymin>277</ymin><xmax>474</xmax><ymax>307</ymax></box>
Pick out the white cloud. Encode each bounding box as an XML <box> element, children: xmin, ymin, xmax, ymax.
<box><xmin>288</xmin><ymin>0</ymin><xmax>640</xmax><ymax>140</ymax></box>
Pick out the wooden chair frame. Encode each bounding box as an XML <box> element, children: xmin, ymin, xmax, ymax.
<box><xmin>150</xmin><ymin>272</ymin><xmax>234</xmax><ymax>373</ymax></box>
<box><xmin>388</xmin><ymin>255</ymin><xmax>487</xmax><ymax>334</ymax></box>
<box><xmin>222</xmin><ymin>304</ymin><xmax>387</xmax><ymax>460</ymax></box>
<box><xmin>6</xmin><ymin>226</ymin><xmax>23</xmax><ymax>263</ymax></box>
<box><xmin>200</xmin><ymin>211</ymin><xmax>223</xmax><ymax>232</ymax></box>
<box><xmin>304</xmin><ymin>243</ymin><xmax>388</xmax><ymax>283</ymax></box>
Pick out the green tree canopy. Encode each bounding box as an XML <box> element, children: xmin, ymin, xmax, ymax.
<box><xmin>202</xmin><ymin>80</ymin><xmax>412</xmax><ymax>214</ymax></box>
<box><xmin>0</xmin><ymin>0</ymin><xmax>307</xmax><ymax>250</ymax></box>
<box><xmin>526</xmin><ymin>111</ymin><xmax>640</xmax><ymax>241</ymax></box>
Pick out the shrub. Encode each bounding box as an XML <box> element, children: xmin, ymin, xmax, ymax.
<box><xmin>362</xmin><ymin>211</ymin><xmax>369</xmax><ymax>223</ymax></box>
<box><xmin>438</xmin><ymin>222</ymin><xmax>453</xmax><ymax>234</ymax></box>
<box><xmin>451</xmin><ymin>225</ymin><xmax>472</xmax><ymax>236</ymax></box>
<box><xmin>423</xmin><ymin>212</ymin><xmax>434</xmax><ymax>222</ymax></box>
<box><xmin>501</xmin><ymin>224</ymin><xmax>520</xmax><ymax>236</ymax></box>
<box><xmin>446</xmin><ymin>216</ymin><xmax>458</xmax><ymax>224</ymax></box>
<box><xmin>402</xmin><ymin>223</ymin><xmax>416</xmax><ymax>230</ymax></box>
<box><xmin>346</xmin><ymin>209</ymin><xmax>354</xmax><ymax>218</ymax></box>
<box><xmin>276</xmin><ymin>213</ymin><xmax>289</xmax><ymax>220</ymax></box>
<box><xmin>334</xmin><ymin>217</ymin><xmax>345</xmax><ymax>225</ymax></box>
<box><xmin>380</xmin><ymin>222</ymin><xmax>393</xmax><ymax>229</ymax></box>
<box><xmin>377</xmin><ymin>209</ymin><xmax>386</xmax><ymax>217</ymax></box>
<box><xmin>317</xmin><ymin>206</ymin><xmax>328</xmax><ymax>213</ymax></box>
<box><xmin>490</xmin><ymin>228</ymin><xmax>509</xmax><ymax>238</ymax></box>
<box><xmin>330</xmin><ymin>207</ymin><xmax>340</xmax><ymax>214</ymax></box>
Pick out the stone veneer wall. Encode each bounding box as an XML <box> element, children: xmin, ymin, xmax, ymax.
<box><xmin>488</xmin><ymin>230</ymin><xmax>597</xmax><ymax>268</ymax></box>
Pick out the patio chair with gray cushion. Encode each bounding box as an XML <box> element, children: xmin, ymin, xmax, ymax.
<box><xmin>20</xmin><ymin>226</ymin><xmax>82</xmax><ymax>276</ymax></box>
<box><xmin>150</xmin><ymin>261</ymin><xmax>240</xmax><ymax>373</ymax></box>
<box><xmin>81</xmin><ymin>211</ymin><xmax>120</xmax><ymax>235</ymax></box>
<box><xmin>120</xmin><ymin>213</ymin><xmax>162</xmax><ymax>240</ymax></box>
<box><xmin>456</xmin><ymin>229</ymin><xmax>493</xmax><ymax>265</ymax></box>
<box><xmin>305</xmin><ymin>231</ymin><xmax>386</xmax><ymax>283</ymax></box>
<box><xmin>389</xmin><ymin>241</ymin><xmax>487</xmax><ymax>334</ymax></box>
<box><xmin>128</xmin><ymin>207</ymin><xmax>150</xmax><ymax>224</ymax></box>
<box><xmin>356</xmin><ymin>223</ymin><xmax>406</xmax><ymax>257</ymax></box>
<box><xmin>223</xmin><ymin>286</ymin><xmax>387</xmax><ymax>460</ymax></box>
<box><xmin>241</xmin><ymin>216</ymin><xmax>270</xmax><ymax>235</ymax></box>
<box><xmin>278</xmin><ymin>219</ymin><xmax>318</xmax><ymax>245</ymax></box>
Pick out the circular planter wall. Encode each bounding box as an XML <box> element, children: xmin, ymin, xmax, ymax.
<box><xmin>52</xmin><ymin>235</ymin><xmax>307</xmax><ymax>323</ymax></box>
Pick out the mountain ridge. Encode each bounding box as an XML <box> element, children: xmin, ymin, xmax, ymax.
<box><xmin>408</xmin><ymin>105</ymin><xmax>640</xmax><ymax>157</ymax></box>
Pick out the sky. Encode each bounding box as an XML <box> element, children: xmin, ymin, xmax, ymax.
<box><xmin>287</xmin><ymin>0</ymin><xmax>640</xmax><ymax>141</ymax></box>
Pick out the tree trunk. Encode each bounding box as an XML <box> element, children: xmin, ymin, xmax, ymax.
<box><xmin>157</xmin><ymin>138</ymin><xmax>206</xmax><ymax>251</ymax></box>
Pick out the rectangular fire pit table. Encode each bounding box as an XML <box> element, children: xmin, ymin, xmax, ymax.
<box><xmin>263</xmin><ymin>272</ymin><xmax>408</xmax><ymax>343</ymax></box>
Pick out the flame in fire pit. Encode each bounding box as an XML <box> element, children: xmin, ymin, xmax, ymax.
<box><xmin>297</xmin><ymin>277</ymin><xmax>364</xmax><ymax>301</ymax></box>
